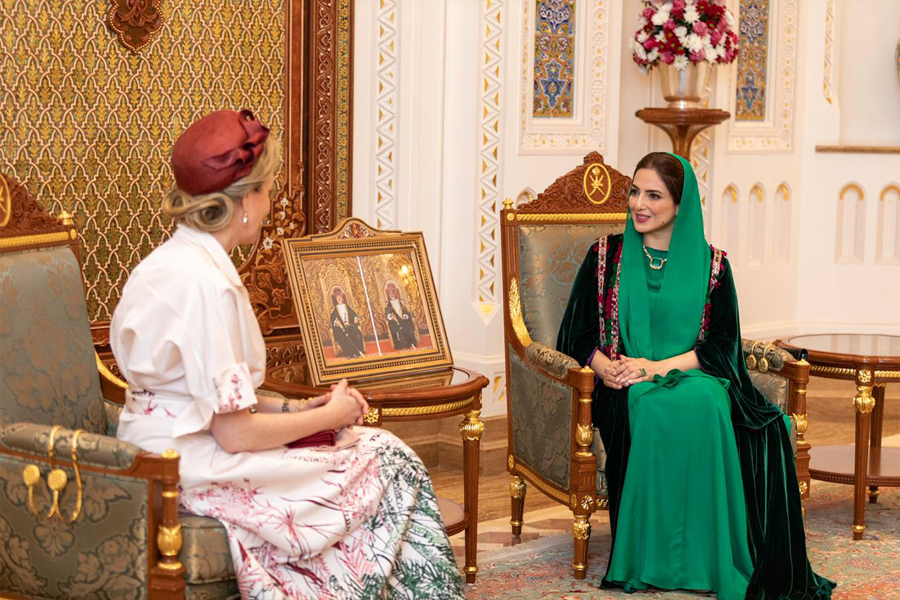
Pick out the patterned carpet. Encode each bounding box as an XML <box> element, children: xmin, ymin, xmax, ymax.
<box><xmin>461</xmin><ymin>482</ymin><xmax>899</xmax><ymax>599</ymax></box>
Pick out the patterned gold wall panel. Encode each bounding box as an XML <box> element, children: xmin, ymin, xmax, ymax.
<box><xmin>0</xmin><ymin>0</ymin><xmax>285</xmax><ymax>322</ymax></box>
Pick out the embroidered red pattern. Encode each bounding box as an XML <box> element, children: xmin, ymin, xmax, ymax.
<box><xmin>697</xmin><ymin>246</ymin><xmax>726</xmax><ymax>343</ymax></box>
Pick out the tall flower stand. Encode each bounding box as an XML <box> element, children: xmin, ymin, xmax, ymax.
<box><xmin>635</xmin><ymin>107</ymin><xmax>730</xmax><ymax>160</ymax></box>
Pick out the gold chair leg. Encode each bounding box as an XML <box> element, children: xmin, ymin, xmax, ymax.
<box><xmin>510</xmin><ymin>475</ymin><xmax>526</xmax><ymax>536</ymax></box>
<box><xmin>572</xmin><ymin>514</ymin><xmax>591</xmax><ymax>580</ymax></box>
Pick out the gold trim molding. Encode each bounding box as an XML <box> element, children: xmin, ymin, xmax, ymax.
<box><xmin>96</xmin><ymin>353</ymin><xmax>128</xmax><ymax>389</ymax></box>
<box><xmin>382</xmin><ymin>397</ymin><xmax>475</xmax><ymax>418</ymax></box>
<box><xmin>508</xmin><ymin>278</ymin><xmax>534</xmax><ymax>348</ymax></box>
<box><xmin>810</xmin><ymin>365</ymin><xmax>900</xmax><ymax>380</ymax></box>
<box><xmin>512</xmin><ymin>460</ymin><xmax>569</xmax><ymax>505</ymax></box>
<box><xmin>511</xmin><ymin>212</ymin><xmax>627</xmax><ymax>223</ymax></box>
<box><xmin>0</xmin><ymin>231</ymin><xmax>71</xmax><ymax>250</ymax></box>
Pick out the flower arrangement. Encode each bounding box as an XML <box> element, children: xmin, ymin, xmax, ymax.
<box><xmin>630</xmin><ymin>0</ymin><xmax>739</xmax><ymax>72</ymax></box>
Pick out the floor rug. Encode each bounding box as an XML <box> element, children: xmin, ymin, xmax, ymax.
<box><xmin>466</xmin><ymin>483</ymin><xmax>899</xmax><ymax>599</ymax></box>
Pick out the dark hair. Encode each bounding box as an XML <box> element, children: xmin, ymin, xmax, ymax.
<box><xmin>331</xmin><ymin>288</ymin><xmax>346</xmax><ymax>306</ymax></box>
<box><xmin>633</xmin><ymin>152</ymin><xmax>685</xmax><ymax>205</ymax></box>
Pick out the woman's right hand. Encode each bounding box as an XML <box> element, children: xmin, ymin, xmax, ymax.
<box><xmin>601</xmin><ymin>359</ymin><xmax>624</xmax><ymax>390</ymax></box>
<box><xmin>324</xmin><ymin>380</ymin><xmax>363</xmax><ymax>428</ymax></box>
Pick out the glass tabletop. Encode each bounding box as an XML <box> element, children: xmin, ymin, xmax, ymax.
<box><xmin>267</xmin><ymin>364</ymin><xmax>469</xmax><ymax>391</ymax></box>
<box><xmin>786</xmin><ymin>334</ymin><xmax>900</xmax><ymax>358</ymax></box>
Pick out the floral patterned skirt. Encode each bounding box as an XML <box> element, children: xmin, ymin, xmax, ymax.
<box><xmin>179</xmin><ymin>428</ymin><xmax>464</xmax><ymax>599</ymax></box>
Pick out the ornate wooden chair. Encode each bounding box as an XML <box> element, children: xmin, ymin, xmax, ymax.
<box><xmin>0</xmin><ymin>174</ymin><xmax>191</xmax><ymax>599</ymax></box>
<box><xmin>500</xmin><ymin>153</ymin><xmax>812</xmax><ymax>579</ymax></box>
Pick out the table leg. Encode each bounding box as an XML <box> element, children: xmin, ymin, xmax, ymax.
<box><xmin>852</xmin><ymin>371</ymin><xmax>876</xmax><ymax>539</ymax></box>
<box><xmin>869</xmin><ymin>384</ymin><xmax>886</xmax><ymax>503</ymax></box>
<box><xmin>459</xmin><ymin>406</ymin><xmax>484</xmax><ymax>583</ymax></box>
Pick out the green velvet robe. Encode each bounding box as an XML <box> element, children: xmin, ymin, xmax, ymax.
<box><xmin>557</xmin><ymin>234</ymin><xmax>835</xmax><ymax>599</ymax></box>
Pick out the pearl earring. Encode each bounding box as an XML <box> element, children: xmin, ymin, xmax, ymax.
<box><xmin>242</xmin><ymin>213</ymin><xmax>249</xmax><ymax>226</ymax></box>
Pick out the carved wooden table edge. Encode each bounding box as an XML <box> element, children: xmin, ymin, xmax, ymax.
<box><xmin>777</xmin><ymin>337</ymin><xmax>900</xmax><ymax>540</ymax></box>
<box><xmin>263</xmin><ymin>364</ymin><xmax>490</xmax><ymax>583</ymax></box>
<box><xmin>635</xmin><ymin>107</ymin><xmax>731</xmax><ymax>160</ymax></box>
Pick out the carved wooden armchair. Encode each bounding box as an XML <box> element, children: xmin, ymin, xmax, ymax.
<box><xmin>0</xmin><ymin>174</ymin><xmax>191</xmax><ymax>599</ymax></box>
<box><xmin>500</xmin><ymin>154</ymin><xmax>812</xmax><ymax>579</ymax></box>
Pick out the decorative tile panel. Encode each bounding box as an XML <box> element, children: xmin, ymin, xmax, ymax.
<box><xmin>735</xmin><ymin>0</ymin><xmax>770</xmax><ymax>121</ymax></box>
<box><xmin>374</xmin><ymin>0</ymin><xmax>399</xmax><ymax>230</ymax></box>
<box><xmin>476</xmin><ymin>0</ymin><xmax>506</xmax><ymax>306</ymax></box>
<box><xmin>533</xmin><ymin>0</ymin><xmax>576</xmax><ymax>118</ymax></box>
<box><xmin>0</xmin><ymin>0</ymin><xmax>285</xmax><ymax>322</ymax></box>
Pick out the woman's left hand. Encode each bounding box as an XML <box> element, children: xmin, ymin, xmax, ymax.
<box><xmin>302</xmin><ymin>393</ymin><xmax>331</xmax><ymax>410</ymax></box>
<box><xmin>613</xmin><ymin>355</ymin><xmax>661</xmax><ymax>386</ymax></box>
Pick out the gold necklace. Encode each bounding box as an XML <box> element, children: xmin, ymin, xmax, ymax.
<box><xmin>643</xmin><ymin>245</ymin><xmax>667</xmax><ymax>270</ymax></box>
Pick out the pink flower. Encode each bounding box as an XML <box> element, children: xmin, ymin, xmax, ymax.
<box><xmin>690</xmin><ymin>50</ymin><xmax>706</xmax><ymax>62</ymax></box>
<box><xmin>642</xmin><ymin>7</ymin><xmax>656</xmax><ymax>19</ymax></box>
<box><xmin>717</xmin><ymin>18</ymin><xmax>728</xmax><ymax>33</ymax></box>
<box><xmin>663</xmin><ymin>18</ymin><xmax>677</xmax><ymax>32</ymax></box>
<box><xmin>672</xmin><ymin>0</ymin><xmax>686</xmax><ymax>18</ymax></box>
<box><xmin>660</xmin><ymin>51</ymin><xmax>675</xmax><ymax>64</ymax></box>
<box><xmin>693</xmin><ymin>21</ymin><xmax>709</xmax><ymax>36</ymax></box>
<box><xmin>710</xmin><ymin>29</ymin><xmax>722</xmax><ymax>45</ymax></box>
<box><xmin>643</xmin><ymin>37</ymin><xmax>659</xmax><ymax>50</ymax></box>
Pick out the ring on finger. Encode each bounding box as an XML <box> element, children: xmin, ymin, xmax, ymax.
<box><xmin>639</xmin><ymin>368</ymin><xmax>647</xmax><ymax>377</ymax></box>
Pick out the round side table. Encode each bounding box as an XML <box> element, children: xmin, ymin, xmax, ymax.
<box><xmin>778</xmin><ymin>334</ymin><xmax>900</xmax><ymax>539</ymax></box>
<box><xmin>263</xmin><ymin>364</ymin><xmax>489</xmax><ymax>583</ymax></box>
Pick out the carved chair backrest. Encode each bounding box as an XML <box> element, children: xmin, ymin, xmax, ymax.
<box><xmin>0</xmin><ymin>174</ymin><xmax>105</xmax><ymax>433</ymax></box>
<box><xmin>501</xmin><ymin>153</ymin><xmax>630</xmax><ymax>350</ymax></box>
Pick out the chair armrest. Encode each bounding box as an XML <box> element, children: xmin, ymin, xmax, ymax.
<box><xmin>1</xmin><ymin>422</ymin><xmax>142</xmax><ymax>470</ymax></box>
<box><xmin>524</xmin><ymin>342</ymin><xmax>580</xmax><ymax>379</ymax></box>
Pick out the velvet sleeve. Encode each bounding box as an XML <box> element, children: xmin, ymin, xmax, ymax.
<box><xmin>556</xmin><ymin>244</ymin><xmax>600</xmax><ymax>366</ymax></box>
<box><xmin>695</xmin><ymin>258</ymin><xmax>784</xmax><ymax>426</ymax></box>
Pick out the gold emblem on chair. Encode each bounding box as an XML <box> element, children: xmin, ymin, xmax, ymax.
<box><xmin>0</xmin><ymin>174</ymin><xmax>10</xmax><ymax>227</ymax></box>
<box><xmin>582</xmin><ymin>163</ymin><xmax>612</xmax><ymax>205</ymax></box>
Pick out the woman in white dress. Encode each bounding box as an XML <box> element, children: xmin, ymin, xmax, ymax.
<box><xmin>110</xmin><ymin>110</ymin><xmax>465</xmax><ymax>599</ymax></box>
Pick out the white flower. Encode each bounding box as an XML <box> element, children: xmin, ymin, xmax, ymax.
<box><xmin>651</xmin><ymin>7</ymin><xmax>670</xmax><ymax>26</ymax></box>
<box><xmin>655</xmin><ymin>32</ymin><xmax>666</xmax><ymax>44</ymax></box>
<box><xmin>637</xmin><ymin>30</ymin><xmax>649</xmax><ymax>43</ymax></box>
<box><xmin>684</xmin><ymin>6</ymin><xmax>700</xmax><ymax>23</ymax></box>
<box><xmin>686</xmin><ymin>33</ymin><xmax>704</xmax><ymax>52</ymax></box>
<box><xmin>704</xmin><ymin>44</ymin><xmax>718</xmax><ymax>63</ymax></box>
<box><xmin>647</xmin><ymin>48</ymin><xmax>660</xmax><ymax>62</ymax></box>
<box><xmin>635</xmin><ymin>44</ymin><xmax>648</xmax><ymax>60</ymax></box>
<box><xmin>675</xmin><ymin>26</ymin><xmax>688</xmax><ymax>40</ymax></box>
<box><xmin>725</xmin><ymin>10</ymin><xmax>735</xmax><ymax>26</ymax></box>
<box><xmin>674</xmin><ymin>55</ymin><xmax>689</xmax><ymax>70</ymax></box>
<box><xmin>262</xmin><ymin>237</ymin><xmax>274</xmax><ymax>250</ymax></box>
<box><xmin>716</xmin><ymin>44</ymin><xmax>728</xmax><ymax>59</ymax></box>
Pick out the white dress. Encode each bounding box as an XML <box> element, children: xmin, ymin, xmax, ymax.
<box><xmin>111</xmin><ymin>225</ymin><xmax>463</xmax><ymax>599</ymax></box>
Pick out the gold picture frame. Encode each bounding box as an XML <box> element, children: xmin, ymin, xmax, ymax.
<box><xmin>282</xmin><ymin>218</ymin><xmax>453</xmax><ymax>386</ymax></box>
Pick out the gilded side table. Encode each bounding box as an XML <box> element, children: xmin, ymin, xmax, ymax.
<box><xmin>264</xmin><ymin>365</ymin><xmax>489</xmax><ymax>583</ymax></box>
<box><xmin>778</xmin><ymin>334</ymin><xmax>900</xmax><ymax>539</ymax></box>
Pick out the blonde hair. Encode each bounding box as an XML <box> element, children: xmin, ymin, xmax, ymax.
<box><xmin>162</xmin><ymin>138</ymin><xmax>283</xmax><ymax>232</ymax></box>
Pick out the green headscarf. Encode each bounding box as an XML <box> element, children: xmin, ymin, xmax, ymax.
<box><xmin>618</xmin><ymin>153</ymin><xmax>711</xmax><ymax>362</ymax></box>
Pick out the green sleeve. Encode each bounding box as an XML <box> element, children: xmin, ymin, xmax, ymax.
<box><xmin>556</xmin><ymin>243</ymin><xmax>600</xmax><ymax>366</ymax></box>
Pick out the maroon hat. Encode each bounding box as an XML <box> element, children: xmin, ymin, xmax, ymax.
<box><xmin>171</xmin><ymin>109</ymin><xmax>269</xmax><ymax>195</ymax></box>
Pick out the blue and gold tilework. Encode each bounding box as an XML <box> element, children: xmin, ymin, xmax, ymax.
<box><xmin>735</xmin><ymin>0</ymin><xmax>769</xmax><ymax>121</ymax></box>
<box><xmin>533</xmin><ymin>0</ymin><xmax>576</xmax><ymax>118</ymax></box>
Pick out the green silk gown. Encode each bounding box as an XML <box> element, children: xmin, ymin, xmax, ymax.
<box><xmin>557</xmin><ymin>155</ymin><xmax>835</xmax><ymax>599</ymax></box>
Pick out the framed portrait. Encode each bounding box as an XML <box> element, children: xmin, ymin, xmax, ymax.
<box><xmin>282</xmin><ymin>218</ymin><xmax>453</xmax><ymax>386</ymax></box>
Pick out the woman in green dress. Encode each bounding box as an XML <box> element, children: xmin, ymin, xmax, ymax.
<box><xmin>557</xmin><ymin>153</ymin><xmax>835</xmax><ymax>599</ymax></box>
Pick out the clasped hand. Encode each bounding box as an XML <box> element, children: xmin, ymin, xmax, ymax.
<box><xmin>601</xmin><ymin>355</ymin><xmax>658</xmax><ymax>390</ymax></box>
<box><xmin>310</xmin><ymin>380</ymin><xmax>370</xmax><ymax>428</ymax></box>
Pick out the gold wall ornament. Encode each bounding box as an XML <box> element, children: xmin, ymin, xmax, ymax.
<box><xmin>583</xmin><ymin>163</ymin><xmax>612</xmax><ymax>205</ymax></box>
<box><xmin>69</xmin><ymin>429</ymin><xmax>84</xmax><ymax>522</ymax></box>
<box><xmin>510</xmin><ymin>476</ymin><xmax>526</xmax><ymax>499</ymax></box>
<box><xmin>23</xmin><ymin>464</ymin><xmax>43</xmax><ymax>517</ymax></box>
<box><xmin>0</xmin><ymin>174</ymin><xmax>10</xmax><ymax>227</ymax></box>
<box><xmin>106</xmin><ymin>0</ymin><xmax>165</xmax><ymax>53</ymax></box>
<box><xmin>852</xmin><ymin>384</ymin><xmax>876</xmax><ymax>414</ymax></box>
<box><xmin>792</xmin><ymin>413</ymin><xmax>809</xmax><ymax>435</ymax></box>
<box><xmin>508</xmin><ymin>278</ymin><xmax>534</xmax><ymax>348</ymax></box>
<box><xmin>459</xmin><ymin>410</ymin><xmax>485</xmax><ymax>442</ymax></box>
<box><xmin>572</xmin><ymin>515</ymin><xmax>591</xmax><ymax>540</ymax></box>
<box><xmin>156</xmin><ymin>524</ymin><xmax>183</xmax><ymax>570</ymax></box>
